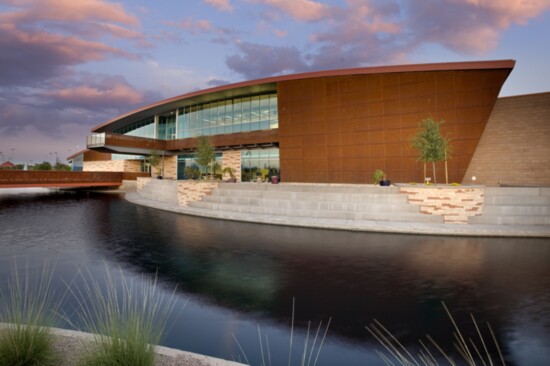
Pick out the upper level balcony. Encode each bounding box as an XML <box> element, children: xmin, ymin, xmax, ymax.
<box><xmin>86</xmin><ymin>133</ymin><xmax>168</xmax><ymax>155</ymax></box>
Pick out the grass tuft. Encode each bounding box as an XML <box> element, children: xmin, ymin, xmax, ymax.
<box><xmin>232</xmin><ymin>298</ymin><xmax>331</xmax><ymax>366</ymax></box>
<box><xmin>0</xmin><ymin>260</ymin><xmax>61</xmax><ymax>366</ymax></box>
<box><xmin>367</xmin><ymin>301</ymin><xmax>506</xmax><ymax>366</ymax></box>
<box><xmin>66</xmin><ymin>266</ymin><xmax>179</xmax><ymax>366</ymax></box>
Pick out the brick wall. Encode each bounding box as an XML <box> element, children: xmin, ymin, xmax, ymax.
<box><xmin>464</xmin><ymin>92</ymin><xmax>550</xmax><ymax>186</ymax></box>
<box><xmin>177</xmin><ymin>181</ymin><xmax>219</xmax><ymax>206</ymax></box>
<box><xmin>222</xmin><ymin>151</ymin><xmax>241</xmax><ymax>182</ymax></box>
<box><xmin>400</xmin><ymin>186</ymin><xmax>484</xmax><ymax>224</ymax></box>
<box><xmin>151</xmin><ymin>156</ymin><xmax>177</xmax><ymax>179</ymax></box>
<box><xmin>84</xmin><ymin>160</ymin><xmax>142</xmax><ymax>172</ymax></box>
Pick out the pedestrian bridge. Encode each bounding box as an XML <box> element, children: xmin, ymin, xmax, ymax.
<box><xmin>0</xmin><ymin>171</ymin><xmax>148</xmax><ymax>189</ymax></box>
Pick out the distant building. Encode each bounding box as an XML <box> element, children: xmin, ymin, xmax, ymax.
<box><xmin>79</xmin><ymin>59</ymin><xmax>550</xmax><ymax>186</ymax></box>
<box><xmin>0</xmin><ymin>161</ymin><xmax>16</xmax><ymax>170</ymax></box>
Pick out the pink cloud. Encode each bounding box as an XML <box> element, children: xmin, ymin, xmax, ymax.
<box><xmin>1</xmin><ymin>0</ymin><xmax>138</xmax><ymax>25</ymax></box>
<box><xmin>48</xmin><ymin>83</ymin><xmax>145</xmax><ymax>108</ymax></box>
<box><xmin>0</xmin><ymin>0</ymin><xmax>143</xmax><ymax>86</ymax></box>
<box><xmin>274</xmin><ymin>29</ymin><xmax>287</xmax><ymax>37</ymax></box>
<box><xmin>204</xmin><ymin>0</ymin><xmax>234</xmax><ymax>12</ymax></box>
<box><xmin>248</xmin><ymin>0</ymin><xmax>331</xmax><ymax>21</ymax></box>
<box><xmin>169</xmin><ymin>18</ymin><xmax>214</xmax><ymax>34</ymax></box>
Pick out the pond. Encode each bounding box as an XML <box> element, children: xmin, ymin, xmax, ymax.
<box><xmin>0</xmin><ymin>189</ymin><xmax>549</xmax><ymax>365</ymax></box>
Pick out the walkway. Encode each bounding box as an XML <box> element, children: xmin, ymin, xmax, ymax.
<box><xmin>125</xmin><ymin>191</ymin><xmax>550</xmax><ymax>238</ymax></box>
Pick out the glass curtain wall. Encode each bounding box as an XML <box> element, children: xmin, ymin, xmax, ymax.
<box><xmin>114</xmin><ymin>117</ymin><xmax>155</xmax><ymax>138</ymax></box>
<box><xmin>158</xmin><ymin>115</ymin><xmax>176</xmax><ymax>140</ymax></box>
<box><xmin>177</xmin><ymin>92</ymin><xmax>278</xmax><ymax>138</ymax></box>
<box><xmin>177</xmin><ymin>153</ymin><xmax>223</xmax><ymax>180</ymax></box>
<box><xmin>241</xmin><ymin>148</ymin><xmax>280</xmax><ymax>182</ymax></box>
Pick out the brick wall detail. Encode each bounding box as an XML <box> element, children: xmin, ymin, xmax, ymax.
<box><xmin>464</xmin><ymin>92</ymin><xmax>550</xmax><ymax>186</ymax></box>
<box><xmin>84</xmin><ymin>159</ymin><xmax>142</xmax><ymax>172</ymax></box>
<box><xmin>177</xmin><ymin>181</ymin><xmax>219</xmax><ymax>206</ymax></box>
<box><xmin>400</xmin><ymin>186</ymin><xmax>485</xmax><ymax>224</ymax></box>
<box><xmin>152</xmin><ymin>156</ymin><xmax>177</xmax><ymax>179</ymax></box>
<box><xmin>222</xmin><ymin>151</ymin><xmax>241</xmax><ymax>182</ymax></box>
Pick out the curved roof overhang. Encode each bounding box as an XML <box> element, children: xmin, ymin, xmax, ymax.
<box><xmin>92</xmin><ymin>59</ymin><xmax>515</xmax><ymax>133</ymax></box>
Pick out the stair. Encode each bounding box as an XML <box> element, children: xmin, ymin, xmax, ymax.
<box><xmin>137</xmin><ymin>178</ymin><xmax>178</xmax><ymax>204</ymax></box>
<box><xmin>469</xmin><ymin>187</ymin><xmax>550</xmax><ymax>225</ymax></box>
<box><xmin>188</xmin><ymin>183</ymin><xmax>444</xmax><ymax>223</ymax></box>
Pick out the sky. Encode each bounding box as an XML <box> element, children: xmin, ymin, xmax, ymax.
<box><xmin>0</xmin><ymin>0</ymin><xmax>549</xmax><ymax>164</ymax></box>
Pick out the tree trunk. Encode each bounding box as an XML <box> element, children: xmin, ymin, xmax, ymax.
<box><xmin>432</xmin><ymin>161</ymin><xmax>437</xmax><ymax>184</ymax></box>
<box><xmin>424</xmin><ymin>163</ymin><xmax>426</xmax><ymax>183</ymax></box>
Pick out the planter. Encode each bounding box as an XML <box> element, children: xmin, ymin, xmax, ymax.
<box><xmin>379</xmin><ymin>180</ymin><xmax>391</xmax><ymax>186</ymax></box>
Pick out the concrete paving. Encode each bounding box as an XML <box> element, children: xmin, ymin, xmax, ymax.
<box><xmin>125</xmin><ymin>192</ymin><xmax>550</xmax><ymax>238</ymax></box>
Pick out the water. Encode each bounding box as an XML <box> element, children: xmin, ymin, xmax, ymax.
<box><xmin>1</xmin><ymin>189</ymin><xmax>549</xmax><ymax>365</ymax></box>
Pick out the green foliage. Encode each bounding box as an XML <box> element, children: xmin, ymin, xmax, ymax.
<box><xmin>372</xmin><ymin>169</ymin><xmax>385</xmax><ymax>184</ymax></box>
<box><xmin>410</xmin><ymin>118</ymin><xmax>451</xmax><ymax>163</ymax></box>
<box><xmin>32</xmin><ymin>161</ymin><xmax>53</xmax><ymax>171</ymax></box>
<box><xmin>54</xmin><ymin>163</ymin><xmax>71</xmax><ymax>171</ymax></box>
<box><xmin>222</xmin><ymin>166</ymin><xmax>235</xmax><ymax>179</ymax></box>
<box><xmin>145</xmin><ymin>151</ymin><xmax>161</xmax><ymax>168</ymax></box>
<box><xmin>195</xmin><ymin>135</ymin><xmax>215</xmax><ymax>175</ymax></box>
<box><xmin>0</xmin><ymin>261</ymin><xmax>61</xmax><ymax>366</ymax></box>
<box><xmin>410</xmin><ymin>118</ymin><xmax>452</xmax><ymax>184</ymax></box>
<box><xmin>184</xmin><ymin>166</ymin><xmax>201</xmax><ymax>180</ymax></box>
<box><xmin>68</xmin><ymin>267</ymin><xmax>178</xmax><ymax>366</ymax></box>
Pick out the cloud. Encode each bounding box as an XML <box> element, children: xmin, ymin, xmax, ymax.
<box><xmin>0</xmin><ymin>0</ymin><xmax>144</xmax><ymax>87</ymax></box>
<box><xmin>172</xmin><ymin>18</ymin><xmax>214</xmax><ymax>34</ymax></box>
<box><xmin>226</xmin><ymin>0</ymin><xmax>550</xmax><ymax>79</ymax></box>
<box><xmin>226</xmin><ymin>42</ymin><xmax>308</xmax><ymax>79</ymax></box>
<box><xmin>45</xmin><ymin>75</ymin><xmax>152</xmax><ymax>110</ymax></box>
<box><xmin>204</xmin><ymin>0</ymin><xmax>234</xmax><ymax>12</ymax></box>
<box><xmin>248</xmin><ymin>0</ymin><xmax>331</xmax><ymax>21</ymax></box>
<box><xmin>207</xmin><ymin>78</ymin><xmax>231</xmax><ymax>87</ymax></box>
<box><xmin>274</xmin><ymin>29</ymin><xmax>287</xmax><ymax>37</ymax></box>
<box><xmin>404</xmin><ymin>0</ymin><xmax>550</xmax><ymax>54</ymax></box>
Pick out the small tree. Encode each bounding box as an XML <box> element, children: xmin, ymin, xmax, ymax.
<box><xmin>410</xmin><ymin>118</ymin><xmax>452</xmax><ymax>184</ymax></box>
<box><xmin>195</xmin><ymin>135</ymin><xmax>215</xmax><ymax>179</ymax></box>
<box><xmin>145</xmin><ymin>150</ymin><xmax>161</xmax><ymax>176</ymax></box>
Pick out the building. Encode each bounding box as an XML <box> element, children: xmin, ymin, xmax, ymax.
<box><xmin>86</xmin><ymin>60</ymin><xmax>518</xmax><ymax>184</ymax></box>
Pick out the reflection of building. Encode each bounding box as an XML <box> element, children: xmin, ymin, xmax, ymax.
<box><xmin>84</xmin><ymin>60</ymin><xmax>526</xmax><ymax>184</ymax></box>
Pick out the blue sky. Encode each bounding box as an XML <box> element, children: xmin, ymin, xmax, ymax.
<box><xmin>0</xmin><ymin>0</ymin><xmax>549</xmax><ymax>164</ymax></box>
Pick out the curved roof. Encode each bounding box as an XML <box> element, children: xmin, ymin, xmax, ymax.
<box><xmin>92</xmin><ymin>59</ymin><xmax>515</xmax><ymax>132</ymax></box>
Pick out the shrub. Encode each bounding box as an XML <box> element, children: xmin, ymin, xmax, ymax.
<box><xmin>67</xmin><ymin>267</ymin><xmax>178</xmax><ymax>366</ymax></box>
<box><xmin>0</xmin><ymin>261</ymin><xmax>61</xmax><ymax>366</ymax></box>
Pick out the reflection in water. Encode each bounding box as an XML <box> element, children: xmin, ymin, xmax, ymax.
<box><xmin>1</xmin><ymin>190</ymin><xmax>549</xmax><ymax>365</ymax></box>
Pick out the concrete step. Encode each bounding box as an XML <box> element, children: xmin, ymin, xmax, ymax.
<box><xmin>201</xmin><ymin>195</ymin><xmax>419</xmax><ymax>213</ymax></box>
<box><xmin>469</xmin><ymin>215</ymin><xmax>550</xmax><ymax>225</ymax></box>
<box><xmin>484</xmin><ymin>195</ymin><xmax>550</xmax><ymax>205</ymax></box>
<box><xmin>188</xmin><ymin>201</ymin><xmax>442</xmax><ymax>223</ymax></box>
<box><xmin>212</xmin><ymin>189</ymin><xmax>409</xmax><ymax>203</ymax></box>
<box><xmin>218</xmin><ymin>182</ymin><xmax>400</xmax><ymax>194</ymax></box>
<box><xmin>483</xmin><ymin>205</ymin><xmax>550</xmax><ymax>216</ymax></box>
<box><xmin>138</xmin><ymin>179</ymin><xmax>178</xmax><ymax>204</ymax></box>
<box><xmin>484</xmin><ymin>187</ymin><xmax>546</xmax><ymax>196</ymax></box>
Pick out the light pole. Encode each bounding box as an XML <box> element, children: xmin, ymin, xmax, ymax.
<box><xmin>9</xmin><ymin>148</ymin><xmax>15</xmax><ymax>162</ymax></box>
<box><xmin>0</xmin><ymin>151</ymin><xmax>4</xmax><ymax>163</ymax></box>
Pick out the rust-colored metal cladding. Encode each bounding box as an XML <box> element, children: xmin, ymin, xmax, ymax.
<box><xmin>277</xmin><ymin>67</ymin><xmax>513</xmax><ymax>183</ymax></box>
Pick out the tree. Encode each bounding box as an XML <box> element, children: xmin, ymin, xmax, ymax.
<box><xmin>410</xmin><ymin>118</ymin><xmax>452</xmax><ymax>184</ymax></box>
<box><xmin>32</xmin><ymin>161</ymin><xmax>52</xmax><ymax>171</ymax></box>
<box><xmin>145</xmin><ymin>150</ymin><xmax>161</xmax><ymax>177</ymax></box>
<box><xmin>195</xmin><ymin>135</ymin><xmax>215</xmax><ymax>178</ymax></box>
